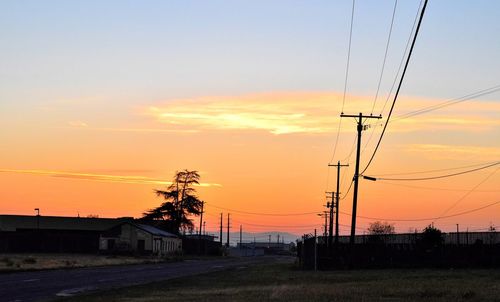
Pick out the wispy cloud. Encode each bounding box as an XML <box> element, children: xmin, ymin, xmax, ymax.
<box><xmin>68</xmin><ymin>121</ymin><xmax>88</xmax><ymax>127</ymax></box>
<box><xmin>143</xmin><ymin>92</ymin><xmax>500</xmax><ymax>135</ymax></box>
<box><xmin>145</xmin><ymin>92</ymin><xmax>345</xmax><ymax>135</ymax></box>
<box><xmin>0</xmin><ymin>169</ymin><xmax>222</xmax><ymax>187</ymax></box>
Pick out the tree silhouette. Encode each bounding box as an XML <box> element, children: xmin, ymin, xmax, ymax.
<box><xmin>419</xmin><ymin>224</ymin><xmax>443</xmax><ymax>249</ymax></box>
<box><xmin>367</xmin><ymin>221</ymin><xmax>395</xmax><ymax>235</ymax></box>
<box><xmin>142</xmin><ymin>170</ymin><xmax>203</xmax><ymax>234</ymax></box>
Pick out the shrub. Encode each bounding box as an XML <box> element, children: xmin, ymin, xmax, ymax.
<box><xmin>23</xmin><ymin>257</ymin><xmax>37</xmax><ymax>264</ymax></box>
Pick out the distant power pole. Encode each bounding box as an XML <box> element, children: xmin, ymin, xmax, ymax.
<box><xmin>314</xmin><ymin>229</ymin><xmax>317</xmax><ymax>271</ymax></box>
<box><xmin>341</xmin><ymin>113</ymin><xmax>382</xmax><ymax>245</ymax></box>
<box><xmin>226</xmin><ymin>213</ymin><xmax>230</xmax><ymax>247</ymax></box>
<box><xmin>203</xmin><ymin>221</ymin><xmax>206</xmax><ymax>236</ymax></box>
<box><xmin>456</xmin><ymin>224</ymin><xmax>460</xmax><ymax>245</ymax></box>
<box><xmin>198</xmin><ymin>201</ymin><xmax>204</xmax><ymax>237</ymax></box>
<box><xmin>239</xmin><ymin>225</ymin><xmax>242</xmax><ymax>249</ymax></box>
<box><xmin>268</xmin><ymin>234</ymin><xmax>271</xmax><ymax>247</ymax></box>
<box><xmin>277</xmin><ymin>234</ymin><xmax>280</xmax><ymax>244</ymax></box>
<box><xmin>328</xmin><ymin>161</ymin><xmax>349</xmax><ymax>246</ymax></box>
<box><xmin>219</xmin><ymin>213</ymin><xmax>223</xmax><ymax>245</ymax></box>
<box><xmin>325</xmin><ymin>191</ymin><xmax>335</xmax><ymax>247</ymax></box>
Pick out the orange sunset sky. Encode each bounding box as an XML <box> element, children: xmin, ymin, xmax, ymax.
<box><xmin>1</xmin><ymin>1</ymin><xmax>499</xmax><ymax>236</ymax></box>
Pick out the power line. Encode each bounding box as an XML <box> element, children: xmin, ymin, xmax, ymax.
<box><xmin>328</xmin><ymin>0</ymin><xmax>356</xmax><ymax>168</ymax></box>
<box><xmin>370</xmin><ymin>160</ymin><xmax>500</xmax><ymax>177</ymax></box>
<box><xmin>341</xmin><ymin>0</ymin><xmax>356</xmax><ymax>114</ymax></box>
<box><xmin>378</xmin><ymin>181</ymin><xmax>500</xmax><ymax>193</ymax></box>
<box><xmin>370</xmin><ymin>0</ymin><xmax>398</xmax><ymax>114</ymax></box>
<box><xmin>434</xmin><ymin>166</ymin><xmax>500</xmax><ymax>221</ymax></box>
<box><xmin>361</xmin><ymin>0</ymin><xmax>428</xmax><ymax>175</ymax></box>
<box><xmin>339</xmin><ymin>200</ymin><xmax>500</xmax><ymax>222</ymax></box>
<box><xmin>380</xmin><ymin>0</ymin><xmax>423</xmax><ymax>115</ymax></box>
<box><xmin>365</xmin><ymin>161</ymin><xmax>499</xmax><ymax>181</ymax></box>
<box><xmin>205</xmin><ymin>203</ymin><xmax>320</xmax><ymax>216</ymax></box>
<box><xmin>392</xmin><ymin>84</ymin><xmax>500</xmax><ymax>122</ymax></box>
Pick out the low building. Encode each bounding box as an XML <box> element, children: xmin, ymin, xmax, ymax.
<box><xmin>99</xmin><ymin>222</ymin><xmax>181</xmax><ymax>255</ymax></box>
<box><xmin>0</xmin><ymin>214</ymin><xmax>181</xmax><ymax>254</ymax></box>
<box><xmin>0</xmin><ymin>214</ymin><xmax>128</xmax><ymax>253</ymax></box>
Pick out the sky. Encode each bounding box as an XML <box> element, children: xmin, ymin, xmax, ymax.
<box><xmin>1</xmin><ymin>0</ymin><xmax>499</xmax><ymax>237</ymax></box>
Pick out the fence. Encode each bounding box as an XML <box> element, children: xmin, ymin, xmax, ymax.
<box><xmin>297</xmin><ymin>232</ymin><xmax>500</xmax><ymax>270</ymax></box>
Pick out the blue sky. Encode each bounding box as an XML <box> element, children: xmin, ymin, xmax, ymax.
<box><xmin>2</xmin><ymin>0</ymin><xmax>499</xmax><ymax>108</ymax></box>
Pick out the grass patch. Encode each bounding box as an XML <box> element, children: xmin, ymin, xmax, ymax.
<box><xmin>0</xmin><ymin>254</ymin><xmax>175</xmax><ymax>272</ymax></box>
<box><xmin>57</xmin><ymin>262</ymin><xmax>500</xmax><ymax>302</ymax></box>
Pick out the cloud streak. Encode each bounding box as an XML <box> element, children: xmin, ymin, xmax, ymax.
<box><xmin>0</xmin><ymin>169</ymin><xmax>222</xmax><ymax>188</ymax></box>
<box><xmin>144</xmin><ymin>92</ymin><xmax>500</xmax><ymax>135</ymax></box>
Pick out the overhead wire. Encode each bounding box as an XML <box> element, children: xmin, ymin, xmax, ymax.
<box><xmin>370</xmin><ymin>160</ymin><xmax>500</xmax><ymax>177</ymax></box>
<box><xmin>205</xmin><ymin>203</ymin><xmax>320</xmax><ymax>216</ymax></box>
<box><xmin>434</xmin><ymin>166</ymin><xmax>500</xmax><ymax>221</ymax></box>
<box><xmin>361</xmin><ymin>0</ymin><xmax>428</xmax><ymax>175</ymax></box>
<box><xmin>392</xmin><ymin>84</ymin><xmax>500</xmax><ymax>122</ymax></box>
<box><xmin>338</xmin><ymin>199</ymin><xmax>500</xmax><ymax>222</ymax></box>
<box><xmin>365</xmin><ymin>161</ymin><xmax>499</xmax><ymax>181</ymax></box>
<box><xmin>327</xmin><ymin>0</ymin><xmax>356</xmax><ymax>167</ymax></box>
<box><xmin>377</xmin><ymin>181</ymin><xmax>500</xmax><ymax>193</ymax></box>
<box><xmin>370</xmin><ymin>0</ymin><xmax>398</xmax><ymax>114</ymax></box>
<box><xmin>360</xmin><ymin>0</ymin><xmax>422</xmax><ymax>160</ymax></box>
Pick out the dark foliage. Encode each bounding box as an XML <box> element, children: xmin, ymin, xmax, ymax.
<box><xmin>141</xmin><ymin>170</ymin><xmax>203</xmax><ymax>234</ymax></box>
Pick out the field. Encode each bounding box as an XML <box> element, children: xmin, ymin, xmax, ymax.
<box><xmin>0</xmin><ymin>253</ymin><xmax>169</xmax><ymax>272</ymax></box>
<box><xmin>58</xmin><ymin>261</ymin><xmax>500</xmax><ymax>302</ymax></box>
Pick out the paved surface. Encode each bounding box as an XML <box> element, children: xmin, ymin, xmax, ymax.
<box><xmin>0</xmin><ymin>256</ymin><xmax>286</xmax><ymax>302</ymax></box>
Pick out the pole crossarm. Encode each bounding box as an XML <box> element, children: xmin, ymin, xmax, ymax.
<box><xmin>339</xmin><ymin>113</ymin><xmax>382</xmax><ymax>246</ymax></box>
<box><xmin>327</xmin><ymin>162</ymin><xmax>350</xmax><ymax>247</ymax></box>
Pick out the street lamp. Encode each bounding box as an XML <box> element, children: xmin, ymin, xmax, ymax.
<box><xmin>34</xmin><ymin>208</ymin><xmax>40</xmax><ymax>230</ymax></box>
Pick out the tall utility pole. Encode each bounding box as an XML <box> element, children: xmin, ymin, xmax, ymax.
<box><xmin>239</xmin><ymin>225</ymin><xmax>242</xmax><ymax>249</ymax></box>
<box><xmin>203</xmin><ymin>221</ymin><xmax>206</xmax><ymax>235</ymax></box>
<box><xmin>219</xmin><ymin>212</ymin><xmax>223</xmax><ymax>245</ymax></box>
<box><xmin>317</xmin><ymin>211</ymin><xmax>328</xmax><ymax>240</ymax></box>
<box><xmin>226</xmin><ymin>213</ymin><xmax>230</xmax><ymax>247</ymax></box>
<box><xmin>198</xmin><ymin>201</ymin><xmax>204</xmax><ymax>237</ymax></box>
<box><xmin>328</xmin><ymin>161</ymin><xmax>349</xmax><ymax>246</ymax></box>
<box><xmin>341</xmin><ymin>113</ymin><xmax>382</xmax><ymax>245</ymax></box>
<box><xmin>325</xmin><ymin>192</ymin><xmax>335</xmax><ymax>247</ymax></box>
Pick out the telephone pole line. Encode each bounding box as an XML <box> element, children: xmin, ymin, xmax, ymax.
<box><xmin>226</xmin><ymin>213</ymin><xmax>230</xmax><ymax>247</ymax></box>
<box><xmin>328</xmin><ymin>161</ymin><xmax>349</xmax><ymax>246</ymax></box>
<box><xmin>219</xmin><ymin>212</ymin><xmax>223</xmax><ymax>245</ymax></box>
<box><xmin>239</xmin><ymin>225</ymin><xmax>242</xmax><ymax>249</ymax></box>
<box><xmin>325</xmin><ymin>191</ymin><xmax>335</xmax><ymax>247</ymax></box>
<box><xmin>198</xmin><ymin>201</ymin><xmax>204</xmax><ymax>237</ymax></box>
<box><xmin>341</xmin><ymin>113</ymin><xmax>382</xmax><ymax>245</ymax></box>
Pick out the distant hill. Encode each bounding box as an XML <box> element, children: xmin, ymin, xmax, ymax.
<box><xmin>186</xmin><ymin>231</ymin><xmax>301</xmax><ymax>247</ymax></box>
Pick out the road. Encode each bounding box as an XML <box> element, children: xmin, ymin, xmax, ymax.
<box><xmin>0</xmin><ymin>256</ymin><xmax>286</xmax><ymax>302</ymax></box>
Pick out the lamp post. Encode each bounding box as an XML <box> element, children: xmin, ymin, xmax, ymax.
<box><xmin>34</xmin><ymin>208</ymin><xmax>40</xmax><ymax>230</ymax></box>
<box><xmin>317</xmin><ymin>212</ymin><xmax>328</xmax><ymax>240</ymax></box>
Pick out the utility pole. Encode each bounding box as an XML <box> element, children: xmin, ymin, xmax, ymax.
<box><xmin>314</xmin><ymin>229</ymin><xmax>317</xmax><ymax>271</ymax></box>
<box><xmin>226</xmin><ymin>213</ymin><xmax>230</xmax><ymax>247</ymax></box>
<box><xmin>325</xmin><ymin>192</ymin><xmax>335</xmax><ymax>247</ymax></box>
<box><xmin>268</xmin><ymin>234</ymin><xmax>271</xmax><ymax>247</ymax></box>
<box><xmin>456</xmin><ymin>224</ymin><xmax>460</xmax><ymax>245</ymax></box>
<box><xmin>198</xmin><ymin>201</ymin><xmax>204</xmax><ymax>237</ymax></box>
<box><xmin>341</xmin><ymin>113</ymin><xmax>382</xmax><ymax>245</ymax></box>
<box><xmin>328</xmin><ymin>161</ymin><xmax>349</xmax><ymax>246</ymax></box>
<box><xmin>34</xmin><ymin>208</ymin><xmax>40</xmax><ymax>230</ymax></box>
<box><xmin>239</xmin><ymin>225</ymin><xmax>242</xmax><ymax>249</ymax></box>
<box><xmin>240</xmin><ymin>224</ymin><xmax>243</xmax><ymax>250</ymax></box>
<box><xmin>203</xmin><ymin>221</ymin><xmax>206</xmax><ymax>236</ymax></box>
<box><xmin>219</xmin><ymin>212</ymin><xmax>223</xmax><ymax>245</ymax></box>
<box><xmin>317</xmin><ymin>211</ymin><xmax>328</xmax><ymax>242</ymax></box>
